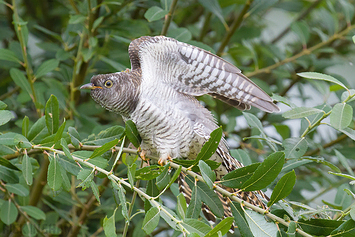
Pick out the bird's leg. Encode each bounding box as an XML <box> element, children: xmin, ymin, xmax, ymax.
<box><xmin>140</xmin><ymin>149</ymin><xmax>148</xmax><ymax>161</ymax></box>
<box><xmin>158</xmin><ymin>155</ymin><xmax>173</xmax><ymax>166</ymax></box>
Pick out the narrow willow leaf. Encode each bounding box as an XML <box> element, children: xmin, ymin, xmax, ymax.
<box><xmin>20</xmin><ymin>206</ymin><xmax>46</xmax><ymax>220</ymax></box>
<box><xmin>159</xmin><ymin>205</ymin><xmax>181</xmax><ymax>231</ymax></box>
<box><xmin>5</xmin><ymin>184</ymin><xmax>29</xmax><ymax>196</ymax></box>
<box><xmin>61</xmin><ymin>138</ymin><xmax>73</xmax><ymax>160</ymax></box>
<box><xmin>298</xmin><ymin>219</ymin><xmax>343</xmax><ymax>236</ymax></box>
<box><xmin>14</xmin><ymin>134</ymin><xmax>31</xmax><ymax>148</ymax></box>
<box><xmin>199</xmin><ymin>160</ymin><xmax>216</xmax><ymax>189</ymax></box>
<box><xmin>350</xmin><ymin>206</ymin><xmax>355</xmax><ymax>221</ymax></box>
<box><xmin>10</xmin><ymin>68</ymin><xmax>32</xmax><ymax>97</ymax></box>
<box><xmin>194</xmin><ymin>127</ymin><xmax>223</xmax><ymax>165</ymax></box>
<box><xmin>328</xmin><ymin>172</ymin><xmax>355</xmax><ymax>181</ymax></box>
<box><xmin>297</xmin><ymin>72</ymin><xmax>348</xmax><ymax>90</ymax></box>
<box><xmin>45</xmin><ymin>95</ymin><xmax>59</xmax><ymax>134</ymax></box>
<box><xmin>302</xmin><ymin>157</ymin><xmax>340</xmax><ymax>172</ymax></box>
<box><xmin>242</xmin><ymin>151</ymin><xmax>285</xmax><ymax>191</ymax></box>
<box><xmin>53</xmin><ymin>120</ymin><xmax>66</xmax><ymax>144</ymax></box>
<box><xmin>245</xmin><ymin>209</ymin><xmax>278</xmax><ymax>237</ymax></box>
<box><xmin>204</xmin><ymin>217</ymin><xmax>234</xmax><ymax>237</ymax></box>
<box><xmin>330</xmin><ymin>103</ymin><xmax>353</xmax><ymax>130</ymax></box>
<box><xmin>144</xmin><ymin>6</ymin><xmax>168</xmax><ymax>22</ymax></box>
<box><xmin>103</xmin><ymin>209</ymin><xmax>116</xmax><ymax>237</ymax></box>
<box><xmin>47</xmin><ymin>155</ymin><xmax>63</xmax><ymax>191</ymax></box>
<box><xmin>282</xmin><ymin>137</ymin><xmax>308</xmax><ymax>159</ymax></box>
<box><xmin>22</xmin><ymin>116</ymin><xmax>29</xmax><ymax>137</ymax></box>
<box><xmin>341</xmin><ymin>89</ymin><xmax>355</xmax><ymax>102</ymax></box>
<box><xmin>282</xmin><ymin>107</ymin><xmax>324</xmax><ymax>119</ymax></box>
<box><xmin>268</xmin><ymin>170</ymin><xmax>296</xmax><ymax>207</ymax></box>
<box><xmin>330</xmin><ymin>219</ymin><xmax>355</xmax><ymax>237</ymax></box>
<box><xmin>0</xmin><ymin>157</ymin><xmax>20</xmax><ymax>171</ymax></box>
<box><xmin>167</xmin><ymin>165</ymin><xmax>181</xmax><ymax>190</ymax></box>
<box><xmin>135</xmin><ymin>165</ymin><xmax>164</xmax><ymax>180</ymax></box>
<box><xmin>182</xmin><ymin>218</ymin><xmax>212</xmax><ymax>236</ymax></box>
<box><xmin>230</xmin><ymin>202</ymin><xmax>253</xmax><ymax>237</ymax></box>
<box><xmin>68</xmin><ymin>127</ymin><xmax>81</xmax><ymax>148</ymax></box>
<box><xmin>77</xmin><ymin>169</ymin><xmax>94</xmax><ymax>190</ymax></box>
<box><xmin>221</xmin><ymin>163</ymin><xmax>260</xmax><ymax>189</ymax></box>
<box><xmin>197</xmin><ymin>0</ymin><xmax>228</xmax><ymax>29</ymax></box>
<box><xmin>0</xmin><ymin>199</ymin><xmax>18</xmax><ymax>225</ymax></box>
<box><xmin>0</xmin><ymin>101</ymin><xmax>7</xmax><ymax>110</ymax></box>
<box><xmin>35</xmin><ymin>59</ymin><xmax>59</xmax><ymax>78</ymax></box>
<box><xmin>125</xmin><ymin>120</ymin><xmax>141</xmax><ymax>148</ymax></box>
<box><xmin>127</xmin><ymin>163</ymin><xmax>137</xmax><ymax>188</ymax></box>
<box><xmin>27</xmin><ymin>117</ymin><xmax>48</xmax><ymax>142</ymax></box>
<box><xmin>230</xmin><ymin>149</ymin><xmax>252</xmax><ymax>166</ymax></box>
<box><xmin>142</xmin><ymin>207</ymin><xmax>160</xmax><ymax>234</ymax></box>
<box><xmin>90</xmin><ymin>139</ymin><xmax>118</xmax><ymax>158</ymax></box>
<box><xmin>156</xmin><ymin>164</ymin><xmax>170</xmax><ymax>190</ymax></box>
<box><xmin>117</xmin><ymin>183</ymin><xmax>129</xmax><ymax>220</ymax></box>
<box><xmin>335</xmin><ymin>149</ymin><xmax>354</xmax><ymax>176</ymax></box>
<box><xmin>22</xmin><ymin>153</ymin><xmax>33</xmax><ymax>185</ymax></box>
<box><xmin>0</xmin><ymin>110</ymin><xmax>14</xmax><ymax>126</ymax></box>
<box><xmin>60</xmin><ymin>166</ymin><xmax>71</xmax><ymax>192</ymax></box>
<box><xmin>0</xmin><ymin>166</ymin><xmax>19</xmax><ymax>183</ymax></box>
<box><xmin>177</xmin><ymin>193</ymin><xmax>187</xmax><ymax>220</ymax></box>
<box><xmin>197</xmin><ymin>181</ymin><xmax>224</xmax><ymax>218</ymax></box>
<box><xmin>0</xmin><ymin>48</ymin><xmax>21</xmax><ymax>63</ymax></box>
<box><xmin>90</xmin><ymin>182</ymin><xmax>100</xmax><ymax>204</ymax></box>
<box><xmin>186</xmin><ymin>186</ymin><xmax>202</xmax><ymax>219</ymax></box>
<box><xmin>243</xmin><ymin>112</ymin><xmax>264</xmax><ymax>133</ymax></box>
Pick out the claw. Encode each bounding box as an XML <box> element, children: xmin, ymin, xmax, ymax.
<box><xmin>140</xmin><ymin>150</ymin><xmax>148</xmax><ymax>161</ymax></box>
<box><xmin>158</xmin><ymin>155</ymin><xmax>173</xmax><ymax>166</ymax></box>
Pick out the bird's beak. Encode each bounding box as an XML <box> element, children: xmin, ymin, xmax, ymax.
<box><xmin>80</xmin><ymin>83</ymin><xmax>102</xmax><ymax>90</ymax></box>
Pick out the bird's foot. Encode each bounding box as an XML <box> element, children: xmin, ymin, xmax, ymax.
<box><xmin>158</xmin><ymin>155</ymin><xmax>173</xmax><ymax>166</ymax></box>
<box><xmin>124</xmin><ymin>68</ymin><xmax>130</xmax><ymax>73</ymax></box>
<box><xmin>140</xmin><ymin>150</ymin><xmax>148</xmax><ymax>161</ymax></box>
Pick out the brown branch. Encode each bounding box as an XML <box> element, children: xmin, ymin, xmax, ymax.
<box><xmin>245</xmin><ymin>24</ymin><xmax>355</xmax><ymax>78</ymax></box>
<box><xmin>161</xmin><ymin>0</ymin><xmax>179</xmax><ymax>36</ymax></box>
<box><xmin>305</xmin><ymin>134</ymin><xmax>348</xmax><ymax>156</ymax></box>
<box><xmin>271</xmin><ymin>0</ymin><xmax>323</xmax><ymax>44</ymax></box>
<box><xmin>0</xmin><ymin>86</ymin><xmax>20</xmax><ymax>101</ymax></box>
<box><xmin>216</xmin><ymin>0</ymin><xmax>254</xmax><ymax>56</ymax></box>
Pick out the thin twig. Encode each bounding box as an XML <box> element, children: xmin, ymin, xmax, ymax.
<box><xmin>216</xmin><ymin>0</ymin><xmax>254</xmax><ymax>56</ymax></box>
<box><xmin>161</xmin><ymin>0</ymin><xmax>179</xmax><ymax>36</ymax></box>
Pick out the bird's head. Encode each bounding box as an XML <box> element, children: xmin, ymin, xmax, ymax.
<box><xmin>80</xmin><ymin>72</ymin><xmax>139</xmax><ymax>116</ymax></box>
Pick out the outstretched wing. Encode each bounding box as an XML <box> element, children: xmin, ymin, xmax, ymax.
<box><xmin>128</xmin><ymin>36</ymin><xmax>279</xmax><ymax>113</ymax></box>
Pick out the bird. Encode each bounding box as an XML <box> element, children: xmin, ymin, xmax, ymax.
<box><xmin>81</xmin><ymin>36</ymin><xmax>279</xmax><ymax>231</ymax></box>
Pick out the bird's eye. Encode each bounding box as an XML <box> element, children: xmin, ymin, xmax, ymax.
<box><xmin>104</xmin><ymin>80</ymin><xmax>113</xmax><ymax>88</ymax></box>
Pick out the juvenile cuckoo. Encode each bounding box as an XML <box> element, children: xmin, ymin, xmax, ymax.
<box><xmin>81</xmin><ymin>36</ymin><xmax>279</xmax><ymax>230</ymax></box>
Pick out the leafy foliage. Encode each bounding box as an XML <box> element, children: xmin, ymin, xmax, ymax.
<box><xmin>1</xmin><ymin>0</ymin><xmax>355</xmax><ymax>236</ymax></box>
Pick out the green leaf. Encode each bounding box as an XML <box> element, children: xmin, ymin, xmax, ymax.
<box><xmin>10</xmin><ymin>68</ymin><xmax>32</xmax><ymax>98</ymax></box>
<box><xmin>21</xmin><ymin>206</ymin><xmax>46</xmax><ymax>220</ymax></box>
<box><xmin>111</xmin><ymin>180</ymin><xmax>129</xmax><ymax>220</ymax></box>
<box><xmin>125</xmin><ymin>120</ymin><xmax>141</xmax><ymax>148</ymax></box>
<box><xmin>230</xmin><ymin>149</ymin><xmax>252</xmax><ymax>166</ymax></box>
<box><xmin>220</xmin><ymin>163</ymin><xmax>260</xmax><ymax>189</ymax></box>
<box><xmin>142</xmin><ymin>207</ymin><xmax>160</xmax><ymax>234</ymax></box>
<box><xmin>0</xmin><ymin>110</ymin><xmax>14</xmax><ymax>126</ymax></box>
<box><xmin>335</xmin><ymin>149</ymin><xmax>354</xmax><ymax>176</ymax></box>
<box><xmin>298</xmin><ymin>219</ymin><xmax>343</xmax><ymax>236</ymax></box>
<box><xmin>205</xmin><ymin>217</ymin><xmax>234</xmax><ymax>237</ymax></box>
<box><xmin>350</xmin><ymin>205</ymin><xmax>355</xmax><ymax>221</ymax></box>
<box><xmin>45</xmin><ymin>95</ymin><xmax>59</xmax><ymax>134</ymax></box>
<box><xmin>182</xmin><ymin>218</ymin><xmax>212</xmax><ymax>236</ymax></box>
<box><xmin>186</xmin><ymin>186</ymin><xmax>202</xmax><ymax>219</ymax></box>
<box><xmin>330</xmin><ymin>219</ymin><xmax>355</xmax><ymax>237</ymax></box>
<box><xmin>197</xmin><ymin>0</ymin><xmax>228</xmax><ymax>29</ymax></box>
<box><xmin>297</xmin><ymin>72</ymin><xmax>348</xmax><ymax>90</ymax></box>
<box><xmin>90</xmin><ymin>139</ymin><xmax>118</xmax><ymax>158</ymax></box>
<box><xmin>0</xmin><ymin>48</ymin><xmax>21</xmax><ymax>63</ymax></box>
<box><xmin>156</xmin><ymin>164</ymin><xmax>171</xmax><ymax>190</ymax></box>
<box><xmin>242</xmin><ymin>151</ymin><xmax>285</xmax><ymax>191</ymax></box>
<box><xmin>330</xmin><ymin>103</ymin><xmax>353</xmax><ymax>130</ymax></box>
<box><xmin>197</xmin><ymin>181</ymin><xmax>224</xmax><ymax>218</ymax></box>
<box><xmin>22</xmin><ymin>222</ymin><xmax>37</xmax><ymax>237</ymax></box>
<box><xmin>77</xmin><ymin>169</ymin><xmax>94</xmax><ymax>190</ymax></box>
<box><xmin>194</xmin><ymin>127</ymin><xmax>223</xmax><ymax>165</ymax></box>
<box><xmin>328</xmin><ymin>172</ymin><xmax>355</xmax><ymax>181</ymax></box>
<box><xmin>22</xmin><ymin>153</ymin><xmax>33</xmax><ymax>185</ymax></box>
<box><xmin>5</xmin><ymin>183</ymin><xmax>29</xmax><ymax>196</ymax></box>
<box><xmin>0</xmin><ymin>101</ymin><xmax>7</xmax><ymax>110</ymax></box>
<box><xmin>69</xmin><ymin>14</ymin><xmax>86</xmax><ymax>24</ymax></box>
<box><xmin>230</xmin><ymin>201</ymin><xmax>254</xmax><ymax>237</ymax></box>
<box><xmin>0</xmin><ymin>199</ymin><xmax>18</xmax><ymax>225</ymax></box>
<box><xmin>103</xmin><ymin>209</ymin><xmax>116</xmax><ymax>237</ymax></box>
<box><xmin>0</xmin><ymin>157</ymin><xmax>20</xmax><ymax>171</ymax></box>
<box><xmin>167</xmin><ymin>27</ymin><xmax>192</xmax><ymax>42</ymax></box>
<box><xmin>245</xmin><ymin>209</ymin><xmax>278</xmax><ymax>237</ymax></box>
<box><xmin>68</xmin><ymin>127</ymin><xmax>81</xmax><ymax>148</ymax></box>
<box><xmin>282</xmin><ymin>137</ymin><xmax>308</xmax><ymax>159</ymax></box>
<box><xmin>287</xmin><ymin>221</ymin><xmax>297</xmax><ymax>236</ymax></box>
<box><xmin>341</xmin><ymin>89</ymin><xmax>355</xmax><ymax>102</ymax></box>
<box><xmin>135</xmin><ymin>165</ymin><xmax>165</xmax><ymax>180</ymax></box>
<box><xmin>302</xmin><ymin>157</ymin><xmax>340</xmax><ymax>172</ymax></box>
<box><xmin>243</xmin><ymin>112</ymin><xmax>264</xmax><ymax>133</ymax></box>
<box><xmin>267</xmin><ymin>170</ymin><xmax>296</xmax><ymax>207</ymax></box>
<box><xmin>282</xmin><ymin>107</ymin><xmax>324</xmax><ymax>119</ymax></box>
<box><xmin>61</xmin><ymin>138</ymin><xmax>73</xmax><ymax>160</ymax></box>
<box><xmin>127</xmin><ymin>163</ymin><xmax>137</xmax><ymax>187</ymax></box>
<box><xmin>14</xmin><ymin>134</ymin><xmax>32</xmax><ymax>148</ymax></box>
<box><xmin>0</xmin><ymin>166</ymin><xmax>19</xmax><ymax>183</ymax></box>
<box><xmin>86</xmin><ymin>125</ymin><xmax>124</xmax><ymax>146</ymax></box>
<box><xmin>198</xmin><ymin>160</ymin><xmax>216</xmax><ymax>189</ymax></box>
<box><xmin>53</xmin><ymin>120</ymin><xmax>66</xmax><ymax>144</ymax></box>
<box><xmin>28</xmin><ymin>117</ymin><xmax>48</xmax><ymax>142</ymax></box>
<box><xmin>144</xmin><ymin>6</ymin><xmax>168</xmax><ymax>22</ymax></box>
<box><xmin>177</xmin><ymin>193</ymin><xmax>187</xmax><ymax>220</ymax></box>
<box><xmin>90</xmin><ymin>182</ymin><xmax>100</xmax><ymax>204</ymax></box>
<box><xmin>47</xmin><ymin>154</ymin><xmax>63</xmax><ymax>191</ymax></box>
<box><xmin>22</xmin><ymin>116</ymin><xmax>29</xmax><ymax>137</ymax></box>
<box><xmin>159</xmin><ymin>205</ymin><xmax>180</xmax><ymax>231</ymax></box>
<box><xmin>34</xmin><ymin>59</ymin><xmax>59</xmax><ymax>78</ymax></box>
<box><xmin>290</xmin><ymin>21</ymin><xmax>310</xmax><ymax>45</ymax></box>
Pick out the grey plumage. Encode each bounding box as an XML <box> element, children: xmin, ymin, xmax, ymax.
<box><xmin>81</xmin><ymin>36</ymin><xmax>279</xmax><ymax>231</ymax></box>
